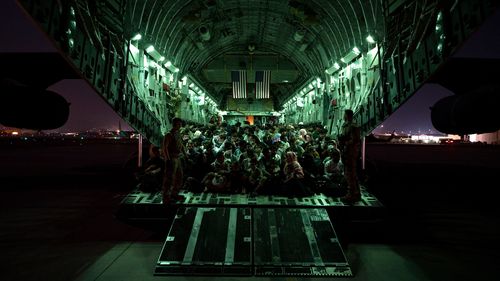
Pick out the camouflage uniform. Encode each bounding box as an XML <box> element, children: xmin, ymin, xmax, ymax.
<box><xmin>162</xmin><ymin>129</ymin><xmax>185</xmax><ymax>204</ymax></box>
<box><xmin>340</xmin><ymin>120</ymin><xmax>361</xmax><ymax>201</ymax></box>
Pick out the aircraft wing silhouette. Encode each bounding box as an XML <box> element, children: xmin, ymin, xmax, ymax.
<box><xmin>0</xmin><ymin>53</ymin><xmax>79</xmax><ymax>130</ymax></box>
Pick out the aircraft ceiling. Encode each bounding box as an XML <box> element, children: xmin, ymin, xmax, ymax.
<box><xmin>125</xmin><ymin>0</ymin><xmax>384</xmax><ymax>103</ymax></box>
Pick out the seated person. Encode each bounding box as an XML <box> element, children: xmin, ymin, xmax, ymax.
<box><xmin>201</xmin><ymin>172</ymin><xmax>230</xmax><ymax>193</ymax></box>
<box><xmin>136</xmin><ymin>145</ymin><xmax>164</xmax><ymax>192</ymax></box>
<box><xmin>228</xmin><ymin>161</ymin><xmax>245</xmax><ymax>194</ymax></box>
<box><xmin>323</xmin><ymin>146</ymin><xmax>343</xmax><ymax>181</ymax></box>
<box><xmin>203</xmin><ymin>151</ymin><xmax>230</xmax><ymax>193</ymax></box>
<box><xmin>282</xmin><ymin>151</ymin><xmax>311</xmax><ymax>197</ymax></box>
<box><xmin>211</xmin><ymin>151</ymin><xmax>229</xmax><ymax>173</ymax></box>
<box><xmin>245</xmin><ymin>156</ymin><xmax>270</xmax><ymax>194</ymax></box>
<box><xmin>322</xmin><ymin>146</ymin><xmax>347</xmax><ymax>196</ymax></box>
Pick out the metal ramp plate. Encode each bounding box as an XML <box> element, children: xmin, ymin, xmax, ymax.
<box><xmin>117</xmin><ymin>188</ymin><xmax>384</xmax><ymax>224</ymax></box>
<box><xmin>155</xmin><ymin>207</ymin><xmax>352</xmax><ymax>277</ymax></box>
<box><xmin>253</xmin><ymin>208</ymin><xmax>352</xmax><ymax>277</ymax></box>
<box><xmin>121</xmin><ymin>187</ymin><xmax>382</xmax><ymax>207</ymax></box>
<box><xmin>155</xmin><ymin>207</ymin><xmax>252</xmax><ymax>276</ymax></box>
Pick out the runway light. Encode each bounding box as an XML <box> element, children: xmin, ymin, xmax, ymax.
<box><xmin>366</xmin><ymin>35</ymin><xmax>375</xmax><ymax>44</ymax></box>
<box><xmin>164</xmin><ymin>61</ymin><xmax>172</xmax><ymax>68</ymax></box>
<box><xmin>132</xmin><ymin>33</ymin><xmax>142</xmax><ymax>41</ymax></box>
<box><xmin>146</xmin><ymin>45</ymin><xmax>155</xmax><ymax>53</ymax></box>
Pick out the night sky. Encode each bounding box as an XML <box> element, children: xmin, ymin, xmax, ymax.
<box><xmin>1</xmin><ymin>0</ymin><xmax>499</xmax><ymax>133</ymax></box>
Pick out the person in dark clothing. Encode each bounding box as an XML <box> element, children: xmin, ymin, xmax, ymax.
<box><xmin>136</xmin><ymin>144</ymin><xmax>164</xmax><ymax>192</ymax></box>
<box><xmin>162</xmin><ymin>117</ymin><xmax>187</xmax><ymax>204</ymax></box>
<box><xmin>338</xmin><ymin>109</ymin><xmax>362</xmax><ymax>203</ymax></box>
<box><xmin>282</xmin><ymin>151</ymin><xmax>310</xmax><ymax>197</ymax></box>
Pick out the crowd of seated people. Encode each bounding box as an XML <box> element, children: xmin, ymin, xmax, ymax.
<box><xmin>137</xmin><ymin>121</ymin><xmax>350</xmax><ymax>198</ymax></box>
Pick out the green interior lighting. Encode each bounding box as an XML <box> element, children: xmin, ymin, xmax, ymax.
<box><xmin>132</xmin><ymin>33</ymin><xmax>142</xmax><ymax>41</ymax></box>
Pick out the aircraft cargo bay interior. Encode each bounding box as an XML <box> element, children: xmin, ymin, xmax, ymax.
<box><xmin>1</xmin><ymin>0</ymin><xmax>500</xmax><ymax>280</ymax></box>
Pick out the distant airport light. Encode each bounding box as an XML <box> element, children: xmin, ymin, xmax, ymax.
<box><xmin>159</xmin><ymin>56</ymin><xmax>165</xmax><ymax>62</ymax></box>
<box><xmin>282</xmin><ymin>80</ymin><xmax>289</xmax><ymax>83</ymax></box>
<box><xmin>352</xmin><ymin>47</ymin><xmax>361</xmax><ymax>55</ymax></box>
<box><xmin>164</xmin><ymin>61</ymin><xmax>172</xmax><ymax>68</ymax></box>
<box><xmin>132</xmin><ymin>33</ymin><xmax>142</xmax><ymax>41</ymax></box>
<box><xmin>366</xmin><ymin>35</ymin><xmax>375</xmax><ymax>44</ymax></box>
<box><xmin>146</xmin><ymin>45</ymin><xmax>155</xmax><ymax>53</ymax></box>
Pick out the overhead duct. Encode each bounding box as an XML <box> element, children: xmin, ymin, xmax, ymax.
<box><xmin>199</xmin><ymin>25</ymin><xmax>211</xmax><ymax>41</ymax></box>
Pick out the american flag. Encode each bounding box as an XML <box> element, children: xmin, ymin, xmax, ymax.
<box><xmin>255</xmin><ymin>70</ymin><xmax>271</xmax><ymax>99</ymax></box>
<box><xmin>231</xmin><ymin>70</ymin><xmax>247</xmax><ymax>99</ymax></box>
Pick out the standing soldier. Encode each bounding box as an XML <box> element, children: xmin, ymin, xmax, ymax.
<box><xmin>162</xmin><ymin>117</ymin><xmax>187</xmax><ymax>204</ymax></box>
<box><xmin>339</xmin><ymin>109</ymin><xmax>361</xmax><ymax>203</ymax></box>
